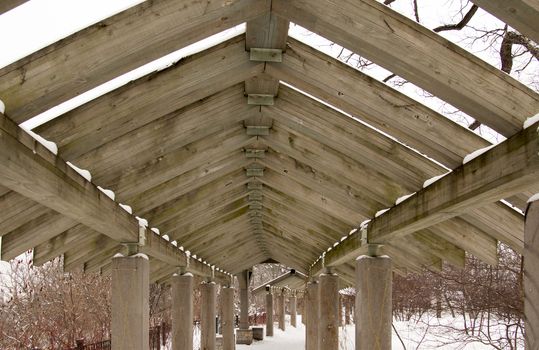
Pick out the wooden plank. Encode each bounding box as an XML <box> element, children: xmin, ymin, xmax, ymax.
<box><xmin>270</xmin><ymin>86</ymin><xmax>445</xmax><ymax>187</ymax></box>
<box><xmin>33</xmin><ymin>226</ymin><xmax>98</xmax><ymax>266</ymax></box>
<box><xmin>110</xmin><ymin>126</ymin><xmax>255</xmax><ymax>202</ymax></box>
<box><xmin>272</xmin><ymin>0</ymin><xmax>539</xmax><ymax>136</ymax></box>
<box><xmin>0</xmin><ymin>191</ymin><xmax>48</xmax><ymax>234</ymax></box>
<box><xmin>0</xmin><ymin>0</ymin><xmax>268</xmax><ymax>123</ymax></box>
<box><xmin>246</xmin><ymin>12</ymin><xmax>289</xmax><ymax>50</ymax></box>
<box><xmin>265</xmin><ymin>123</ymin><xmax>407</xmax><ymax>206</ymax></box>
<box><xmin>1</xmin><ymin>211</ymin><xmax>76</xmax><ymax>261</ymax></box>
<box><xmin>428</xmin><ymin>219</ymin><xmax>498</xmax><ymax>266</ymax></box>
<box><xmin>0</xmin><ymin>0</ymin><xmax>27</xmax><ymax>14</ymax></box>
<box><xmin>0</xmin><ymin>113</ymin><xmax>230</xmax><ymax>280</ymax></box>
<box><xmin>260</xmin><ymin>169</ymin><xmax>363</xmax><ymax>226</ymax></box>
<box><xmin>260</xmin><ymin>150</ymin><xmax>377</xmax><ymax>217</ymax></box>
<box><xmin>312</xmin><ymin>121</ymin><xmax>539</xmax><ymax>273</ymax></box>
<box><xmin>471</xmin><ymin>0</ymin><xmax>539</xmax><ymax>43</ymax></box>
<box><xmin>266</xmin><ymin>38</ymin><xmax>490</xmax><ymax>170</ymax></box>
<box><xmin>0</xmin><ymin>113</ymin><xmax>139</xmax><ymax>244</ymax></box>
<box><xmin>463</xmin><ymin>202</ymin><xmax>524</xmax><ymax>253</ymax></box>
<box><xmin>35</xmin><ymin>36</ymin><xmax>261</xmax><ymax>160</ymax></box>
<box><xmin>71</xmin><ymin>84</ymin><xmax>253</xmax><ymax>182</ymax></box>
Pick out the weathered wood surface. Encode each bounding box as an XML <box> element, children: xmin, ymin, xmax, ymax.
<box><xmin>311</xmin><ymin>121</ymin><xmax>539</xmax><ymax>274</ymax></box>
<box><xmin>272</xmin><ymin>0</ymin><xmax>539</xmax><ymax>136</ymax></box>
<box><xmin>0</xmin><ymin>1</ymin><xmax>267</xmax><ymax>123</ymax></box>
<box><xmin>0</xmin><ymin>0</ymin><xmax>27</xmax><ymax>14</ymax></box>
<box><xmin>0</xmin><ymin>113</ymin><xmax>228</xmax><ymax>280</ymax></box>
<box><xmin>36</xmin><ymin>37</ymin><xmax>261</xmax><ymax>160</ymax></box>
<box><xmin>471</xmin><ymin>0</ymin><xmax>539</xmax><ymax>43</ymax></box>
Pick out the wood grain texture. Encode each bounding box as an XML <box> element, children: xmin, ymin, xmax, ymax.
<box><xmin>0</xmin><ymin>0</ymin><xmax>268</xmax><ymax>123</ymax></box>
<box><xmin>272</xmin><ymin>0</ymin><xmax>539</xmax><ymax>136</ymax></box>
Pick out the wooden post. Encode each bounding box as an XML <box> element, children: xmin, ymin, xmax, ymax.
<box><xmin>356</xmin><ymin>255</ymin><xmax>392</xmax><ymax>350</ymax></box>
<box><xmin>290</xmin><ymin>293</ymin><xmax>297</xmax><ymax>327</ymax></box>
<box><xmin>525</xmin><ymin>201</ymin><xmax>539</xmax><ymax>349</ymax></box>
<box><xmin>301</xmin><ymin>295</ymin><xmax>306</xmax><ymax>325</ymax></box>
<box><xmin>201</xmin><ymin>281</ymin><xmax>216</xmax><ymax>350</ymax></box>
<box><xmin>305</xmin><ymin>281</ymin><xmax>319</xmax><ymax>350</ymax></box>
<box><xmin>319</xmin><ymin>272</ymin><xmax>339</xmax><ymax>350</ymax></box>
<box><xmin>221</xmin><ymin>286</ymin><xmax>235</xmax><ymax>350</ymax></box>
<box><xmin>111</xmin><ymin>254</ymin><xmax>149</xmax><ymax>350</ymax></box>
<box><xmin>278</xmin><ymin>290</ymin><xmax>286</xmax><ymax>331</ymax></box>
<box><xmin>171</xmin><ymin>272</ymin><xmax>193</xmax><ymax>350</ymax></box>
<box><xmin>266</xmin><ymin>288</ymin><xmax>274</xmax><ymax>336</ymax></box>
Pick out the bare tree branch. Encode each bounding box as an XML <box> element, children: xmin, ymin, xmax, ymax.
<box><xmin>433</xmin><ymin>5</ymin><xmax>479</xmax><ymax>33</ymax></box>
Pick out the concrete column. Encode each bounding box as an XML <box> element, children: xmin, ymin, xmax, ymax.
<box><xmin>266</xmin><ymin>290</ymin><xmax>274</xmax><ymax>336</ymax></box>
<box><xmin>201</xmin><ymin>281</ymin><xmax>217</xmax><ymax>350</ymax></box>
<box><xmin>345</xmin><ymin>298</ymin><xmax>351</xmax><ymax>325</ymax></box>
<box><xmin>278</xmin><ymin>291</ymin><xmax>286</xmax><ymax>331</ymax></box>
<box><xmin>111</xmin><ymin>254</ymin><xmax>149</xmax><ymax>350</ymax></box>
<box><xmin>171</xmin><ymin>272</ymin><xmax>193</xmax><ymax>350</ymax></box>
<box><xmin>339</xmin><ymin>295</ymin><xmax>344</xmax><ymax>326</ymax></box>
<box><xmin>221</xmin><ymin>286</ymin><xmax>235</xmax><ymax>350</ymax></box>
<box><xmin>238</xmin><ymin>270</ymin><xmax>250</xmax><ymax>330</ymax></box>
<box><xmin>305</xmin><ymin>281</ymin><xmax>319</xmax><ymax>350</ymax></box>
<box><xmin>525</xmin><ymin>201</ymin><xmax>539</xmax><ymax>349</ymax></box>
<box><xmin>301</xmin><ymin>296</ymin><xmax>306</xmax><ymax>325</ymax></box>
<box><xmin>319</xmin><ymin>272</ymin><xmax>339</xmax><ymax>350</ymax></box>
<box><xmin>356</xmin><ymin>255</ymin><xmax>392</xmax><ymax>350</ymax></box>
<box><xmin>290</xmin><ymin>294</ymin><xmax>297</xmax><ymax>327</ymax></box>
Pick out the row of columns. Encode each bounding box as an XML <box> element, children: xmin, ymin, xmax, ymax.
<box><xmin>304</xmin><ymin>254</ymin><xmax>392</xmax><ymax>350</ymax></box>
<box><xmin>264</xmin><ymin>288</ymin><xmax>300</xmax><ymax>333</ymax></box>
<box><xmin>302</xmin><ymin>200</ymin><xmax>539</xmax><ymax>350</ymax></box>
<box><xmin>111</xmin><ymin>259</ymin><xmax>236</xmax><ymax>350</ymax></box>
<box><xmin>108</xmin><ymin>201</ymin><xmax>539</xmax><ymax>350</ymax></box>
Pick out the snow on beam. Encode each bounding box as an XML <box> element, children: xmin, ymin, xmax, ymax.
<box><xmin>272</xmin><ymin>0</ymin><xmax>539</xmax><ymax>137</ymax></box>
<box><xmin>311</xmin><ymin>120</ymin><xmax>539</xmax><ymax>275</ymax></box>
<box><xmin>0</xmin><ymin>0</ymin><xmax>268</xmax><ymax>124</ymax></box>
<box><xmin>0</xmin><ymin>113</ymin><xmax>229</xmax><ymax>281</ymax></box>
<box><xmin>470</xmin><ymin>0</ymin><xmax>539</xmax><ymax>44</ymax></box>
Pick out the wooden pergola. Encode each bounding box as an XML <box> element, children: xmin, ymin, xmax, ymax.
<box><xmin>0</xmin><ymin>0</ymin><xmax>538</xmax><ymax>349</ymax></box>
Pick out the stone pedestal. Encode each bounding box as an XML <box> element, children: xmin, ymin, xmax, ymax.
<box><xmin>525</xmin><ymin>202</ymin><xmax>539</xmax><ymax>349</ymax></box>
<box><xmin>235</xmin><ymin>329</ymin><xmax>253</xmax><ymax>345</ymax></box>
<box><xmin>356</xmin><ymin>255</ymin><xmax>392</xmax><ymax>350</ymax></box>
<box><xmin>111</xmin><ymin>254</ymin><xmax>149</xmax><ymax>350</ymax></box>
<box><xmin>252</xmin><ymin>327</ymin><xmax>264</xmax><ymax>341</ymax></box>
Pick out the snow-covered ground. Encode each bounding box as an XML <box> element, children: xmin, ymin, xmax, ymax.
<box><xmin>236</xmin><ymin>315</ymin><xmax>503</xmax><ymax>350</ymax></box>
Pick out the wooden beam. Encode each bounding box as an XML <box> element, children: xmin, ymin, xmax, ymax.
<box><xmin>33</xmin><ymin>226</ymin><xmax>97</xmax><ymax>266</ymax></box>
<box><xmin>471</xmin><ymin>0</ymin><xmax>539</xmax><ymax>43</ymax></box>
<box><xmin>0</xmin><ymin>113</ymin><xmax>139</xmax><ymax>244</ymax></box>
<box><xmin>311</xmin><ymin>120</ymin><xmax>539</xmax><ymax>273</ymax></box>
<box><xmin>0</xmin><ymin>0</ymin><xmax>27</xmax><ymax>14</ymax></box>
<box><xmin>70</xmin><ymin>84</ymin><xmax>253</xmax><ymax>183</ymax></box>
<box><xmin>35</xmin><ymin>36</ymin><xmax>261</xmax><ymax>160</ymax></box>
<box><xmin>260</xmin><ymin>169</ymin><xmax>362</xmax><ymax>226</ymax></box>
<box><xmin>1</xmin><ymin>1</ymin><xmax>268</xmax><ymax>123</ymax></box>
<box><xmin>266</xmin><ymin>37</ymin><xmax>489</xmax><ymax>170</ymax></box>
<box><xmin>265</xmin><ymin>123</ymin><xmax>407</xmax><ymax>206</ymax></box>
<box><xmin>269</xmin><ymin>85</ymin><xmax>445</xmax><ymax>187</ymax></box>
<box><xmin>272</xmin><ymin>0</ymin><xmax>539</xmax><ymax>136</ymax></box>
<box><xmin>0</xmin><ymin>113</ymin><xmax>229</xmax><ymax>279</ymax></box>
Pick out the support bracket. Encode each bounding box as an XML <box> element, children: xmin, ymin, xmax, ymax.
<box><xmin>250</xmin><ymin>48</ymin><xmax>283</xmax><ymax>62</ymax></box>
